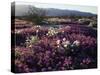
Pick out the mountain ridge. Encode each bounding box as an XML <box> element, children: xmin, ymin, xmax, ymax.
<box><xmin>11</xmin><ymin>5</ymin><xmax>97</xmax><ymax>17</ymax></box>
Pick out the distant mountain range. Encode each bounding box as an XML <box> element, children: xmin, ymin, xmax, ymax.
<box><xmin>11</xmin><ymin>5</ymin><xmax>97</xmax><ymax>17</ymax></box>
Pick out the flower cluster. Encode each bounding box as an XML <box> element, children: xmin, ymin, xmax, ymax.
<box><xmin>12</xmin><ymin>25</ymin><xmax>97</xmax><ymax>73</ymax></box>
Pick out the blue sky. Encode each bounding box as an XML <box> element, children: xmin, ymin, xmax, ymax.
<box><xmin>16</xmin><ymin>1</ymin><xmax>97</xmax><ymax>14</ymax></box>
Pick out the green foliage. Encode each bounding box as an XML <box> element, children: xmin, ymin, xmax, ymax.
<box><xmin>26</xmin><ymin>6</ymin><xmax>46</xmax><ymax>24</ymax></box>
<box><xmin>15</xmin><ymin>48</ymin><xmax>21</xmax><ymax>59</ymax></box>
<box><xmin>92</xmin><ymin>23</ymin><xmax>97</xmax><ymax>28</ymax></box>
<box><xmin>25</xmin><ymin>36</ymin><xmax>39</xmax><ymax>47</ymax></box>
<box><xmin>30</xmin><ymin>36</ymin><xmax>38</xmax><ymax>44</ymax></box>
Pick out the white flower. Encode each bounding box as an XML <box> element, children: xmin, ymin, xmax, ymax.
<box><xmin>63</xmin><ymin>44</ymin><xmax>68</xmax><ymax>47</ymax></box>
<box><xmin>65</xmin><ymin>26</ymin><xmax>71</xmax><ymax>29</ymax></box>
<box><xmin>46</xmin><ymin>33</ymin><xmax>48</xmax><ymax>36</ymax></box>
<box><xmin>36</xmin><ymin>25</ymin><xmax>41</xmax><ymax>28</ymax></box>
<box><xmin>29</xmin><ymin>45</ymin><xmax>32</xmax><ymax>48</ymax></box>
<box><xmin>66</xmin><ymin>41</ymin><xmax>70</xmax><ymax>45</ymax></box>
<box><xmin>16</xmin><ymin>30</ymin><xmax>22</xmax><ymax>34</ymax></box>
<box><xmin>56</xmin><ymin>40</ymin><xmax>61</xmax><ymax>45</ymax></box>
<box><xmin>62</xmin><ymin>30</ymin><xmax>64</xmax><ymax>33</ymax></box>
<box><xmin>57</xmin><ymin>45</ymin><xmax>60</xmax><ymax>48</ymax></box>
<box><xmin>62</xmin><ymin>40</ymin><xmax>70</xmax><ymax>47</ymax></box>
<box><xmin>36</xmin><ymin>30</ymin><xmax>39</xmax><ymax>33</ymax></box>
<box><xmin>63</xmin><ymin>38</ymin><xmax>66</xmax><ymax>41</ymax></box>
<box><xmin>73</xmin><ymin>40</ymin><xmax>80</xmax><ymax>46</ymax></box>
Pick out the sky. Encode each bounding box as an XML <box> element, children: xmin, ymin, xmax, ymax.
<box><xmin>15</xmin><ymin>1</ymin><xmax>97</xmax><ymax>14</ymax></box>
